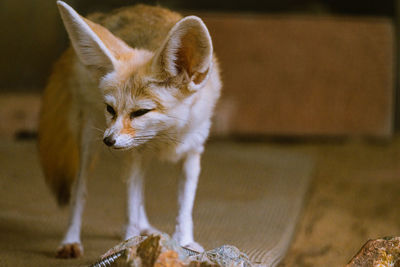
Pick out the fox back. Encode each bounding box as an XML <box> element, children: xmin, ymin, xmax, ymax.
<box><xmin>38</xmin><ymin>4</ymin><xmax>221</xmax><ymax>205</ymax></box>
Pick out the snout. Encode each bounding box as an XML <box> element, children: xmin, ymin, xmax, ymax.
<box><xmin>103</xmin><ymin>135</ymin><xmax>116</xmax><ymax>147</ymax></box>
<box><xmin>103</xmin><ymin>130</ymin><xmax>137</xmax><ymax>150</ymax></box>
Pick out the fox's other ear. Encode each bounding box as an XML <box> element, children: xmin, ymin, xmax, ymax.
<box><xmin>152</xmin><ymin>16</ymin><xmax>213</xmax><ymax>91</ymax></box>
<box><xmin>57</xmin><ymin>1</ymin><xmax>131</xmax><ymax>74</ymax></box>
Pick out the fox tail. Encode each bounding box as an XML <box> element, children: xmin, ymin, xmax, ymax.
<box><xmin>37</xmin><ymin>50</ymin><xmax>80</xmax><ymax>206</ymax></box>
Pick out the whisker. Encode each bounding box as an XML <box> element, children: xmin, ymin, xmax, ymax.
<box><xmin>91</xmin><ymin>126</ymin><xmax>104</xmax><ymax>133</ymax></box>
<box><xmin>165</xmin><ymin>114</ymin><xmax>188</xmax><ymax>123</ymax></box>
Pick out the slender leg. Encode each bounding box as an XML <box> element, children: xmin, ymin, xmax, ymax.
<box><xmin>124</xmin><ymin>156</ymin><xmax>159</xmax><ymax>240</ymax></box>
<box><xmin>56</xmin><ymin>118</ymin><xmax>94</xmax><ymax>258</ymax></box>
<box><xmin>173</xmin><ymin>152</ymin><xmax>204</xmax><ymax>252</ymax></box>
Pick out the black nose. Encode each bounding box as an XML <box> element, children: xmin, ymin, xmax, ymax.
<box><xmin>103</xmin><ymin>136</ymin><xmax>116</xmax><ymax>147</ymax></box>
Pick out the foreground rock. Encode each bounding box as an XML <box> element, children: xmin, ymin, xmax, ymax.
<box><xmin>90</xmin><ymin>234</ymin><xmax>252</xmax><ymax>267</ymax></box>
<box><xmin>346</xmin><ymin>237</ymin><xmax>400</xmax><ymax>267</ymax></box>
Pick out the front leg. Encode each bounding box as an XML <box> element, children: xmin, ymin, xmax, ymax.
<box><xmin>124</xmin><ymin>156</ymin><xmax>159</xmax><ymax>240</ymax></box>
<box><xmin>173</xmin><ymin>152</ymin><xmax>204</xmax><ymax>252</ymax></box>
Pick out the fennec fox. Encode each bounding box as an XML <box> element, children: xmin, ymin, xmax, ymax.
<box><xmin>38</xmin><ymin>1</ymin><xmax>221</xmax><ymax>258</ymax></box>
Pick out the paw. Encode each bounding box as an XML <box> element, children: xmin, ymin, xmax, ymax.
<box><xmin>140</xmin><ymin>226</ymin><xmax>162</xmax><ymax>236</ymax></box>
<box><xmin>181</xmin><ymin>241</ymin><xmax>204</xmax><ymax>253</ymax></box>
<box><xmin>125</xmin><ymin>225</ymin><xmax>162</xmax><ymax>240</ymax></box>
<box><xmin>56</xmin><ymin>242</ymin><xmax>83</xmax><ymax>258</ymax></box>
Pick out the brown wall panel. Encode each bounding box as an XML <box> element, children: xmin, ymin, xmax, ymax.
<box><xmin>0</xmin><ymin>5</ymin><xmax>395</xmax><ymax>138</ymax></box>
<box><xmin>204</xmin><ymin>14</ymin><xmax>395</xmax><ymax>137</ymax></box>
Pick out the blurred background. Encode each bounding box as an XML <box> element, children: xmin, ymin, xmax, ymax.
<box><xmin>0</xmin><ymin>0</ymin><xmax>398</xmax><ymax>138</ymax></box>
<box><xmin>1</xmin><ymin>1</ymin><xmax>400</xmax><ymax>266</ymax></box>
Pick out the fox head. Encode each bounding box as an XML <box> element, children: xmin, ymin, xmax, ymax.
<box><xmin>57</xmin><ymin>1</ymin><xmax>213</xmax><ymax>150</ymax></box>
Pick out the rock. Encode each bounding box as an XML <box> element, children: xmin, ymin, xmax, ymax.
<box><xmin>89</xmin><ymin>234</ymin><xmax>253</xmax><ymax>267</ymax></box>
<box><xmin>346</xmin><ymin>236</ymin><xmax>400</xmax><ymax>267</ymax></box>
<box><xmin>189</xmin><ymin>245</ymin><xmax>252</xmax><ymax>267</ymax></box>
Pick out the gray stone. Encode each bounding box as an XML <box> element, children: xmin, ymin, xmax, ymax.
<box><xmin>89</xmin><ymin>234</ymin><xmax>253</xmax><ymax>267</ymax></box>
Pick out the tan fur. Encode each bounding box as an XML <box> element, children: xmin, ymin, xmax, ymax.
<box><xmin>87</xmin><ymin>5</ymin><xmax>182</xmax><ymax>51</ymax></box>
<box><xmin>39</xmin><ymin>3</ymin><xmax>221</xmax><ymax>207</ymax></box>
<box><xmin>38</xmin><ymin>5</ymin><xmax>183</xmax><ymax>206</ymax></box>
<box><xmin>121</xmin><ymin>116</ymin><xmax>136</xmax><ymax>136</ymax></box>
<box><xmin>38</xmin><ymin>48</ymin><xmax>80</xmax><ymax>206</ymax></box>
<box><xmin>83</xmin><ymin>17</ymin><xmax>134</xmax><ymax>61</ymax></box>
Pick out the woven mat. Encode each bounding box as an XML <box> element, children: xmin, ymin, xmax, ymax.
<box><xmin>0</xmin><ymin>141</ymin><xmax>313</xmax><ymax>267</ymax></box>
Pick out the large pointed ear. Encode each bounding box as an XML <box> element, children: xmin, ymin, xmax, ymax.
<box><xmin>57</xmin><ymin>1</ymin><xmax>132</xmax><ymax>74</ymax></box>
<box><xmin>152</xmin><ymin>16</ymin><xmax>213</xmax><ymax>91</ymax></box>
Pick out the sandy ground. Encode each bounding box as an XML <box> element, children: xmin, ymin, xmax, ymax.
<box><xmin>1</xmin><ymin>129</ymin><xmax>400</xmax><ymax>266</ymax></box>
<box><xmin>279</xmin><ymin>137</ymin><xmax>400</xmax><ymax>266</ymax></box>
<box><xmin>0</xmin><ymin>139</ymin><xmax>311</xmax><ymax>267</ymax></box>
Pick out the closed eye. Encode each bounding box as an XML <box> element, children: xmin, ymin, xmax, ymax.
<box><xmin>106</xmin><ymin>104</ymin><xmax>116</xmax><ymax>117</ymax></box>
<box><xmin>130</xmin><ymin>109</ymin><xmax>152</xmax><ymax>119</ymax></box>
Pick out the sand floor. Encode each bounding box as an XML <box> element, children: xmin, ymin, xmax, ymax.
<box><xmin>1</xmin><ymin>137</ymin><xmax>400</xmax><ymax>266</ymax></box>
<box><xmin>279</xmin><ymin>137</ymin><xmax>400</xmax><ymax>266</ymax></box>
